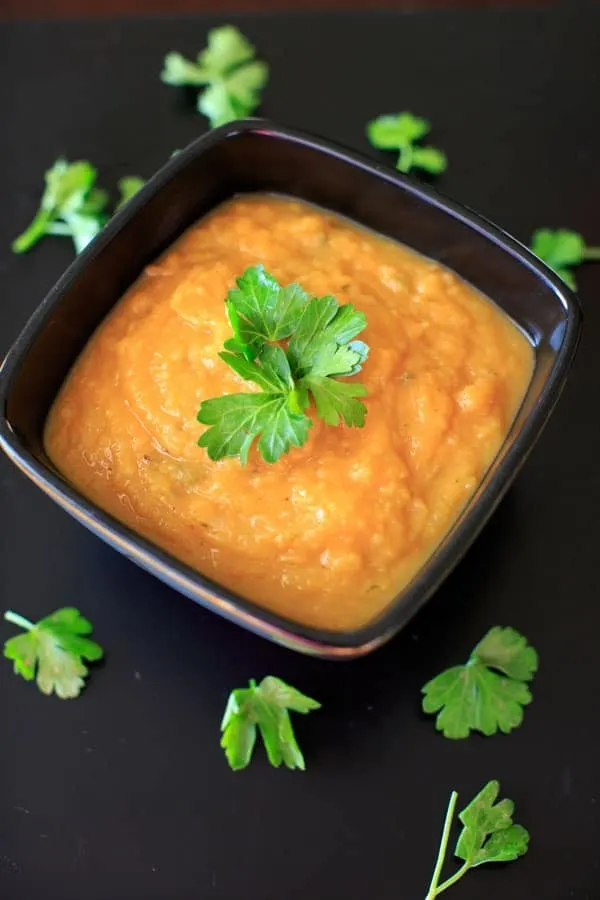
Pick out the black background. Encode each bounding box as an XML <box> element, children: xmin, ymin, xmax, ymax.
<box><xmin>1</xmin><ymin>6</ymin><xmax>599</xmax><ymax>899</ymax></box>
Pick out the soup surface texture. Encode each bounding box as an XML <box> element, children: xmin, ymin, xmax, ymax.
<box><xmin>45</xmin><ymin>195</ymin><xmax>534</xmax><ymax>631</ymax></box>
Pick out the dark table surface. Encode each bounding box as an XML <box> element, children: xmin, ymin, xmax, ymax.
<box><xmin>1</xmin><ymin>6</ymin><xmax>599</xmax><ymax>900</ymax></box>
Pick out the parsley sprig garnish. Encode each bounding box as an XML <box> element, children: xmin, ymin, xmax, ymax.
<box><xmin>3</xmin><ymin>607</ymin><xmax>103</xmax><ymax>699</ymax></box>
<box><xmin>367</xmin><ymin>112</ymin><xmax>447</xmax><ymax>175</ymax></box>
<box><xmin>531</xmin><ymin>227</ymin><xmax>600</xmax><ymax>290</ymax></box>
<box><xmin>424</xmin><ymin>780</ymin><xmax>529</xmax><ymax>899</ymax></box>
<box><xmin>221</xmin><ymin>676</ymin><xmax>320</xmax><ymax>771</ymax></box>
<box><xmin>197</xmin><ymin>264</ymin><xmax>369</xmax><ymax>464</ymax></box>
<box><xmin>161</xmin><ymin>25</ymin><xmax>268</xmax><ymax>128</ymax></box>
<box><xmin>12</xmin><ymin>159</ymin><xmax>144</xmax><ymax>255</ymax></box>
<box><xmin>12</xmin><ymin>159</ymin><xmax>109</xmax><ymax>255</ymax></box>
<box><xmin>422</xmin><ymin>626</ymin><xmax>538</xmax><ymax>739</ymax></box>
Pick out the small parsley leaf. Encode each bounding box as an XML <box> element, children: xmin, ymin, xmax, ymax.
<box><xmin>299</xmin><ymin>375</ymin><xmax>368</xmax><ymax>428</ymax></box>
<box><xmin>116</xmin><ymin>175</ymin><xmax>145</xmax><ymax>210</ymax></box>
<box><xmin>198</xmin><ymin>23</ymin><xmax>256</xmax><ymax>72</ymax></box>
<box><xmin>410</xmin><ymin>146</ymin><xmax>448</xmax><ymax>175</ymax></box>
<box><xmin>197</xmin><ymin>265</ymin><xmax>369</xmax><ymax>464</ymax></box>
<box><xmin>220</xmin><ymin>676</ymin><xmax>320</xmax><ymax>771</ymax></box>
<box><xmin>227</xmin><ymin>265</ymin><xmax>310</xmax><ymax>350</ymax></box>
<box><xmin>12</xmin><ymin>158</ymin><xmax>109</xmax><ymax>254</ymax></box>
<box><xmin>287</xmin><ymin>296</ymin><xmax>368</xmax><ymax>375</ymax></box>
<box><xmin>473</xmin><ymin>626</ymin><xmax>538</xmax><ymax>681</ymax></box>
<box><xmin>531</xmin><ymin>228</ymin><xmax>600</xmax><ymax>290</ymax></box>
<box><xmin>161</xmin><ymin>25</ymin><xmax>268</xmax><ymax>128</ymax></box>
<box><xmin>422</xmin><ymin>626</ymin><xmax>538</xmax><ymax>739</ymax></box>
<box><xmin>424</xmin><ymin>781</ymin><xmax>529</xmax><ymax>899</ymax></box>
<box><xmin>219</xmin><ymin>344</ymin><xmax>295</xmax><ymax>393</ymax></box>
<box><xmin>367</xmin><ymin>112</ymin><xmax>447</xmax><ymax>175</ymax></box>
<box><xmin>3</xmin><ymin>608</ymin><xmax>103</xmax><ymax>699</ymax></box>
<box><xmin>198</xmin><ymin>391</ymin><xmax>311</xmax><ymax>465</ymax></box>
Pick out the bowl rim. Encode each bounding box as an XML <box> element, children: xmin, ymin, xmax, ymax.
<box><xmin>0</xmin><ymin>117</ymin><xmax>582</xmax><ymax>658</ymax></box>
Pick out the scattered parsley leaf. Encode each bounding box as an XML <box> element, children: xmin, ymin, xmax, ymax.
<box><xmin>116</xmin><ymin>175</ymin><xmax>145</xmax><ymax>210</ymax></box>
<box><xmin>531</xmin><ymin>228</ymin><xmax>600</xmax><ymax>290</ymax></box>
<box><xmin>3</xmin><ymin>608</ymin><xmax>103</xmax><ymax>699</ymax></box>
<box><xmin>11</xmin><ymin>162</ymin><xmax>147</xmax><ymax>255</ymax></box>
<box><xmin>197</xmin><ymin>265</ymin><xmax>369</xmax><ymax>464</ymax></box>
<box><xmin>80</xmin><ymin>186</ymin><xmax>110</xmax><ymax>215</ymax></box>
<box><xmin>220</xmin><ymin>676</ymin><xmax>320</xmax><ymax>771</ymax></box>
<box><xmin>161</xmin><ymin>25</ymin><xmax>268</xmax><ymax>128</ymax></box>
<box><xmin>367</xmin><ymin>112</ymin><xmax>447</xmax><ymax>175</ymax></box>
<box><xmin>422</xmin><ymin>626</ymin><xmax>538</xmax><ymax>739</ymax></box>
<box><xmin>12</xmin><ymin>158</ymin><xmax>109</xmax><ymax>254</ymax></box>
<box><xmin>424</xmin><ymin>780</ymin><xmax>530</xmax><ymax>899</ymax></box>
<box><xmin>161</xmin><ymin>53</ymin><xmax>210</xmax><ymax>86</ymax></box>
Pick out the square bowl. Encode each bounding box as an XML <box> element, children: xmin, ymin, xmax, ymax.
<box><xmin>0</xmin><ymin>119</ymin><xmax>581</xmax><ymax>659</ymax></box>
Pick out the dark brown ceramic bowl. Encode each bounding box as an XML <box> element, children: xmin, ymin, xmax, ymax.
<box><xmin>0</xmin><ymin>119</ymin><xmax>582</xmax><ymax>658</ymax></box>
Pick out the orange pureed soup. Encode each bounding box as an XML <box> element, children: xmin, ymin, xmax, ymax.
<box><xmin>45</xmin><ymin>195</ymin><xmax>534</xmax><ymax>631</ymax></box>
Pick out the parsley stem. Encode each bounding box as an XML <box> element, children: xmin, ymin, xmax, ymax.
<box><xmin>434</xmin><ymin>860</ymin><xmax>471</xmax><ymax>896</ymax></box>
<box><xmin>11</xmin><ymin>209</ymin><xmax>53</xmax><ymax>254</ymax></box>
<box><xmin>4</xmin><ymin>611</ymin><xmax>35</xmax><ymax>631</ymax></box>
<box><xmin>397</xmin><ymin>144</ymin><xmax>413</xmax><ymax>174</ymax></box>
<box><xmin>583</xmin><ymin>246</ymin><xmax>600</xmax><ymax>261</ymax></box>
<box><xmin>46</xmin><ymin>223</ymin><xmax>72</xmax><ymax>236</ymax></box>
<box><xmin>424</xmin><ymin>790</ymin><xmax>458</xmax><ymax>899</ymax></box>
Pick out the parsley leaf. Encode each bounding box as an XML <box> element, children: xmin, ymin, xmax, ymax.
<box><xmin>424</xmin><ymin>780</ymin><xmax>530</xmax><ymax>898</ymax></box>
<box><xmin>531</xmin><ymin>227</ymin><xmax>600</xmax><ymax>290</ymax></box>
<box><xmin>198</xmin><ymin>345</ymin><xmax>312</xmax><ymax>464</ymax></box>
<box><xmin>116</xmin><ymin>175</ymin><xmax>145</xmax><ymax>210</ymax></box>
<box><xmin>289</xmin><ymin>295</ymin><xmax>369</xmax><ymax>426</ymax></box>
<box><xmin>287</xmin><ymin>296</ymin><xmax>368</xmax><ymax>375</ymax></box>
<box><xmin>3</xmin><ymin>608</ymin><xmax>103</xmax><ymax>699</ymax></box>
<box><xmin>221</xmin><ymin>676</ymin><xmax>320</xmax><ymax>771</ymax></box>
<box><xmin>161</xmin><ymin>25</ymin><xmax>268</xmax><ymax>128</ymax></box>
<box><xmin>226</xmin><ymin>265</ymin><xmax>310</xmax><ymax>350</ymax></box>
<box><xmin>367</xmin><ymin>112</ymin><xmax>447</xmax><ymax>175</ymax></box>
<box><xmin>12</xmin><ymin>158</ymin><xmax>109</xmax><ymax>254</ymax></box>
<box><xmin>299</xmin><ymin>375</ymin><xmax>368</xmax><ymax>428</ymax></box>
<box><xmin>422</xmin><ymin>626</ymin><xmax>538</xmax><ymax>739</ymax></box>
<box><xmin>197</xmin><ymin>265</ymin><xmax>369</xmax><ymax>464</ymax></box>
